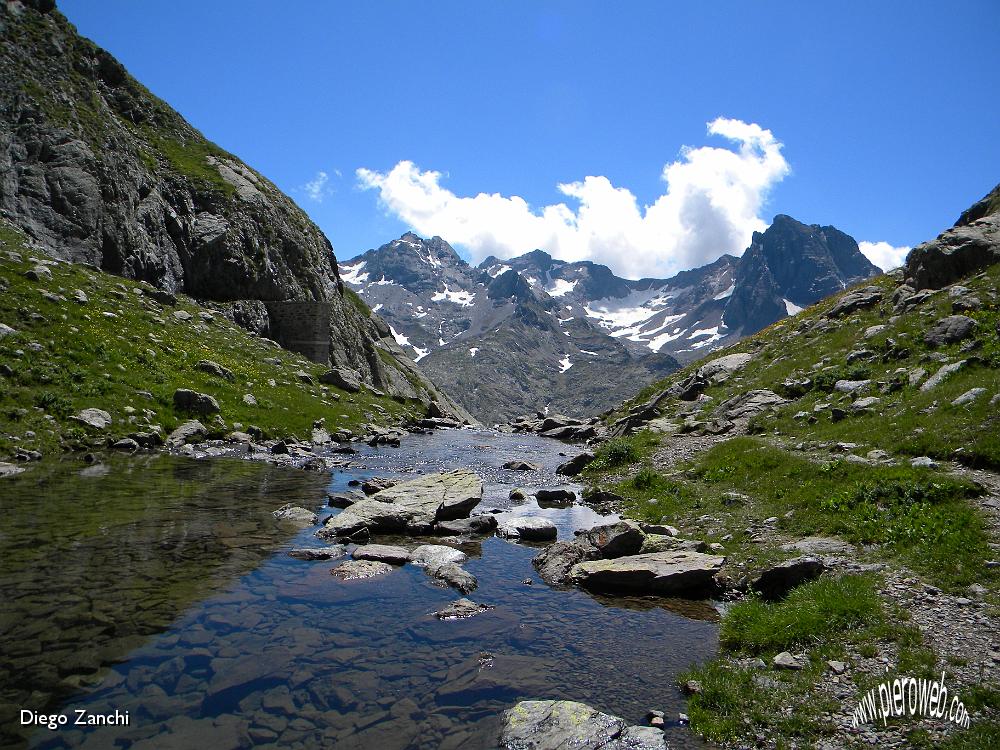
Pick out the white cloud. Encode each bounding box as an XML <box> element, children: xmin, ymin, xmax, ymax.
<box><xmin>357</xmin><ymin>117</ymin><xmax>790</xmax><ymax>278</ymax></box>
<box><xmin>859</xmin><ymin>240</ymin><xmax>910</xmax><ymax>272</ymax></box>
<box><xmin>302</xmin><ymin>171</ymin><xmax>330</xmax><ymax>203</ymax></box>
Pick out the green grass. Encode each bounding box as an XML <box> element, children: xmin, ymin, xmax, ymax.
<box><xmin>0</xmin><ymin>222</ymin><xmax>421</xmax><ymax>457</ymax></box>
<box><xmin>143</xmin><ymin>130</ymin><xmax>236</xmax><ymax>197</ymax></box>
<box><xmin>584</xmin><ymin>430</ymin><xmax>661</xmax><ymax>473</ymax></box>
<box><xmin>721</xmin><ymin>575</ymin><xmax>884</xmax><ymax>653</ymax></box>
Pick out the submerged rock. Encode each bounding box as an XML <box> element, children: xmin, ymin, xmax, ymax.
<box><xmin>569</xmin><ymin>551</ymin><xmax>724</xmax><ymax>597</ymax></box>
<box><xmin>434</xmin><ymin>598</ymin><xmax>493</xmax><ymax>619</ymax></box>
<box><xmin>330</xmin><ymin>559</ymin><xmax>394</xmax><ymax>580</ymax></box>
<box><xmin>287</xmin><ymin>546</ymin><xmax>344</xmax><ymax>560</ymax></box>
<box><xmin>424</xmin><ymin>562</ymin><xmax>478</xmax><ymax>594</ymax></box>
<box><xmin>499</xmin><ymin>699</ymin><xmax>667</xmax><ymax>749</ymax></box>
<box><xmin>271</xmin><ymin>503</ymin><xmax>318</xmax><ymax>527</ymax></box>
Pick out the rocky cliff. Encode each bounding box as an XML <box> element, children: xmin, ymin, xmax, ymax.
<box><xmin>0</xmin><ymin>0</ymin><xmax>470</xmax><ymax>420</ymax></box>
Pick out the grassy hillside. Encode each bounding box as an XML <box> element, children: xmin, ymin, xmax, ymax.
<box><xmin>585</xmin><ymin>263</ymin><xmax>1000</xmax><ymax>747</ymax></box>
<box><xmin>0</xmin><ymin>222</ymin><xmax>422</xmax><ymax>459</ymax></box>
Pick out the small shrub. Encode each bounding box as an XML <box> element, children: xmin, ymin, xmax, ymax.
<box><xmin>631</xmin><ymin>467</ymin><xmax>660</xmax><ymax>490</ymax></box>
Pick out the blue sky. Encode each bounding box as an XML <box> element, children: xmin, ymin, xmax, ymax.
<box><xmin>60</xmin><ymin>0</ymin><xmax>1000</xmax><ymax>277</ymax></box>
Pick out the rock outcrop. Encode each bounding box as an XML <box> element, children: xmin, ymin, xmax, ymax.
<box><xmin>0</xmin><ymin>0</ymin><xmax>469</xmax><ymax>420</ymax></box>
<box><xmin>499</xmin><ymin>700</ymin><xmax>667</xmax><ymax>750</ymax></box>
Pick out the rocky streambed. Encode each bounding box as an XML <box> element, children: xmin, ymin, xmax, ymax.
<box><xmin>1</xmin><ymin>428</ymin><xmax>720</xmax><ymax>750</ymax></box>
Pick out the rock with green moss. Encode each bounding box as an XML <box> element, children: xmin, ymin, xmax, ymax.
<box><xmin>499</xmin><ymin>699</ymin><xmax>666</xmax><ymax>749</ymax></box>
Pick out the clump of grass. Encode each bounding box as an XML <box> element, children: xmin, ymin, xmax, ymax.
<box><xmin>722</xmin><ymin>574</ymin><xmax>884</xmax><ymax>654</ymax></box>
<box><xmin>630</xmin><ymin>466</ymin><xmax>660</xmax><ymax>490</ymax></box>
<box><xmin>586</xmin><ymin>431</ymin><xmax>660</xmax><ymax>473</ymax></box>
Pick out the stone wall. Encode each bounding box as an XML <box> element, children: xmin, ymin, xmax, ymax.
<box><xmin>264</xmin><ymin>302</ymin><xmax>332</xmax><ymax>364</ymax></box>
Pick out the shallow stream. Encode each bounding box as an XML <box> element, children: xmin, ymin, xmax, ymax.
<box><xmin>0</xmin><ymin>429</ymin><xmax>717</xmax><ymax>749</ymax></box>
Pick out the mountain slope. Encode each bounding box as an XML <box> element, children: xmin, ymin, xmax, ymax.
<box><xmin>0</xmin><ymin>0</ymin><xmax>468</xmax><ymax>420</ymax></box>
<box><xmin>581</xmin><ymin>185</ymin><xmax>1000</xmax><ymax>748</ymax></box>
<box><xmin>342</xmin><ymin>234</ymin><xmax>679</xmax><ymax>423</ymax></box>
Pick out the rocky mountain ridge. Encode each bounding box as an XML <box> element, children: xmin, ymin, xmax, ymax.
<box><xmin>342</xmin><ymin>216</ymin><xmax>878</xmax><ymax>422</ymax></box>
<box><xmin>0</xmin><ymin>0</ymin><xmax>470</xmax><ymax>421</ymax></box>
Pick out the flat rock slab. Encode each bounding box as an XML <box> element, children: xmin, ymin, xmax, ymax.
<box><xmin>570</xmin><ymin>551</ymin><xmax>724</xmax><ymax>597</ymax></box>
<box><xmin>70</xmin><ymin>408</ymin><xmax>112</xmax><ymax>430</ymax></box>
<box><xmin>330</xmin><ymin>559</ymin><xmax>394</xmax><ymax>580</ymax></box>
<box><xmin>287</xmin><ymin>546</ymin><xmax>344</xmax><ymax>560</ymax></box>
<box><xmin>499</xmin><ymin>700</ymin><xmax>667</xmax><ymax>750</ymax></box>
<box><xmin>410</xmin><ymin>544</ymin><xmax>467</xmax><ymax>567</ymax></box>
<box><xmin>352</xmin><ymin>544</ymin><xmax>411</xmax><ymax>565</ymax></box>
<box><xmin>372</xmin><ymin>469</ymin><xmax>483</xmax><ymax>521</ymax></box>
<box><xmin>498</xmin><ymin>517</ymin><xmax>558</xmax><ymax>541</ymax></box>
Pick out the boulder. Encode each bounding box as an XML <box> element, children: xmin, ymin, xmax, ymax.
<box><xmin>834</xmin><ymin>379</ymin><xmax>870</xmax><ymax>394</ymax></box>
<box><xmin>825</xmin><ymin>286</ymin><xmax>883</xmax><ymax>317</ymax></box>
<box><xmin>750</xmin><ymin>556</ymin><xmax>825</xmax><ymax>600</ymax></box>
<box><xmin>434</xmin><ymin>515</ymin><xmax>498</xmax><ymax>536</ymax></box>
<box><xmin>423</xmin><ymin>562</ymin><xmax>478</xmax><ymax>594</ymax></box>
<box><xmin>503</xmin><ymin>460</ymin><xmax>540</xmax><ymax>471</ymax></box>
<box><xmin>69</xmin><ymin>407</ymin><xmax>112</xmax><ymax>430</ymax></box>
<box><xmin>330</xmin><ymin>560</ymin><xmax>394</xmax><ymax>580</ymax></box>
<box><xmin>173</xmin><ymin>388</ymin><xmax>220</xmax><ymax>415</ymax></box>
<box><xmin>556</xmin><ymin>451</ymin><xmax>595</xmax><ymax>476</ymax></box>
<box><xmin>578</xmin><ymin>521</ymin><xmax>645</xmax><ymax>559</ymax></box>
<box><xmin>112</xmin><ymin>437</ymin><xmax>139</xmax><ymax>453</ymax></box>
<box><xmin>319</xmin><ymin>367</ymin><xmax>362</xmax><ymax>393</ymax></box>
<box><xmin>271</xmin><ymin>503</ymin><xmax>318</xmax><ymax>527</ymax></box>
<box><xmin>327</xmin><ymin>491</ymin><xmax>364</xmax><ymax>508</ymax></box>
<box><xmin>499</xmin><ymin>700</ymin><xmax>667</xmax><ymax>750</ymax></box>
<box><xmin>533</xmin><ymin>540</ymin><xmax>598</xmax><ymax>586</ymax></box>
<box><xmin>351</xmin><ymin>544</ymin><xmax>411</xmax><ymax>565</ymax></box>
<box><xmin>535</xmin><ymin>488</ymin><xmax>576</xmax><ymax>507</ymax></box>
<box><xmin>433</xmin><ymin>598</ymin><xmax>493</xmax><ymax>619</ymax></box>
<box><xmin>361</xmin><ymin>477</ymin><xmax>396</xmax><ymax>495</ymax></box>
<box><xmin>195</xmin><ymin>359</ymin><xmax>235</xmax><ymax>381</ymax></box>
<box><xmin>410</xmin><ymin>544</ymin><xmax>467</xmax><ymax>567</ymax></box>
<box><xmin>498</xmin><ymin>517</ymin><xmax>558</xmax><ymax>541</ymax></box>
<box><xmin>773</xmin><ymin>652</ymin><xmax>807</xmax><ymax>670</ymax></box>
<box><xmin>920</xmin><ymin>360</ymin><xmax>967</xmax><ymax>391</ymax></box>
<box><xmin>904</xmin><ymin>213</ymin><xmax>1000</xmax><ymax>290</ymax></box>
<box><xmin>924</xmin><ymin>315</ymin><xmax>977</xmax><ymax>347</ymax></box>
<box><xmin>699</xmin><ymin>352</ymin><xmax>755</xmax><ymax>383</ymax></box>
<box><xmin>569</xmin><ymin>551</ymin><xmax>724</xmax><ymax>597</ymax></box>
<box><xmin>321</xmin><ymin>471</ymin><xmax>483</xmax><ymax>538</ymax></box>
<box><xmin>0</xmin><ymin>323</ymin><xmax>18</xmax><ymax>339</ymax></box>
<box><xmin>952</xmin><ymin>388</ymin><xmax>986</xmax><ymax>406</ymax></box>
<box><xmin>166</xmin><ymin>420</ymin><xmax>207</xmax><ymax>447</ymax></box>
<box><xmin>716</xmin><ymin>389</ymin><xmax>786</xmax><ymax>419</ymax></box>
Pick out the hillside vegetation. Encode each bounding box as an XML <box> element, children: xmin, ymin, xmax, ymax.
<box><xmin>0</xmin><ymin>222</ymin><xmax>422</xmax><ymax>460</ymax></box>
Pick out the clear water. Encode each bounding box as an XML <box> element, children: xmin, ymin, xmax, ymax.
<box><xmin>0</xmin><ymin>429</ymin><xmax>718</xmax><ymax>749</ymax></box>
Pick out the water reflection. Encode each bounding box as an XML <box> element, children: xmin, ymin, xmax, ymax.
<box><xmin>2</xmin><ymin>429</ymin><xmax>717</xmax><ymax>750</ymax></box>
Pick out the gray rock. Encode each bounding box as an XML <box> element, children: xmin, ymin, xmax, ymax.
<box><xmin>434</xmin><ymin>515</ymin><xmax>498</xmax><ymax>536</ymax></box>
<box><xmin>25</xmin><ymin>264</ymin><xmax>52</xmax><ymax>281</ymax></box>
<box><xmin>111</xmin><ymin>437</ymin><xmax>139</xmax><ymax>453</ymax></box>
<box><xmin>569</xmin><ymin>551</ymin><xmax>724</xmax><ymax>597</ymax></box>
<box><xmin>826</xmin><ymin>286</ymin><xmax>883</xmax><ymax>317</ymax></box>
<box><xmin>952</xmin><ymin>387</ymin><xmax>986</xmax><ymax>406</ymax></box>
<box><xmin>195</xmin><ymin>360</ymin><xmax>235</xmax><ymax>381</ymax></box>
<box><xmin>320</xmin><ymin>470</ymin><xmax>483</xmax><ymax>538</ymax></box>
<box><xmin>578</xmin><ymin>521</ymin><xmax>645</xmax><ymax>559</ymax></box>
<box><xmin>0</xmin><ymin>461</ymin><xmax>26</xmax><ymax>478</ymax></box>
<box><xmin>410</xmin><ymin>544</ymin><xmax>467</xmax><ymax>567</ymax></box>
<box><xmin>498</xmin><ymin>517</ymin><xmax>558</xmax><ymax>541</ymax></box>
<box><xmin>533</xmin><ymin>540</ymin><xmax>597</xmax><ymax>586</ymax></box>
<box><xmin>242</xmin><ymin>393</ymin><xmax>257</xmax><ymax>406</ymax></box>
<box><xmin>699</xmin><ymin>352</ymin><xmax>755</xmax><ymax>382</ymax></box>
<box><xmin>834</xmin><ymin>379</ymin><xmax>870</xmax><ymax>394</ymax></box>
<box><xmin>535</xmin><ymin>488</ymin><xmax>576</xmax><ymax>507</ymax></box>
<box><xmin>271</xmin><ymin>503</ymin><xmax>319</xmax><ymax>527</ymax></box>
<box><xmin>904</xmin><ymin>210</ymin><xmax>1000</xmax><ymax>290</ymax></box>
<box><xmin>503</xmin><ymin>460</ymin><xmax>540</xmax><ymax>471</ymax></box>
<box><xmin>72</xmin><ymin>289</ymin><xmax>88</xmax><ymax>304</ymax></box>
<box><xmin>351</xmin><ymin>544</ymin><xmax>411</xmax><ymax>565</ymax></box>
<box><xmin>424</xmin><ymin>562</ymin><xmax>478</xmax><ymax>593</ymax></box>
<box><xmin>716</xmin><ymin>389</ymin><xmax>786</xmax><ymax>419</ymax></box>
<box><xmin>433</xmin><ymin>598</ymin><xmax>493</xmax><ymax>619</ymax></box>
<box><xmin>0</xmin><ymin>323</ymin><xmax>18</xmax><ymax>339</ymax></box>
<box><xmin>327</xmin><ymin>491</ymin><xmax>364</xmax><ymax>509</ymax></box>
<box><xmin>910</xmin><ymin>456</ymin><xmax>939</xmax><ymax>469</ymax></box>
<box><xmin>851</xmin><ymin>396</ymin><xmax>881</xmax><ymax>411</ymax></box>
<box><xmin>556</xmin><ymin>451</ymin><xmax>595</xmax><ymax>476</ymax></box>
<box><xmin>780</xmin><ymin>536</ymin><xmax>855</xmax><ymax>557</ymax></box>
<box><xmin>287</xmin><ymin>546</ymin><xmax>344</xmax><ymax>560</ymax></box>
<box><xmin>330</xmin><ymin>559</ymin><xmax>394</xmax><ymax>580</ymax></box>
<box><xmin>827</xmin><ymin>660</ymin><xmax>848</xmax><ymax>675</ymax></box>
<box><xmin>166</xmin><ymin>420</ymin><xmax>207</xmax><ymax>447</ymax></box>
<box><xmin>920</xmin><ymin>360</ymin><xmax>967</xmax><ymax>391</ymax></box>
<box><xmin>319</xmin><ymin>367</ymin><xmax>362</xmax><ymax>393</ymax></box>
<box><xmin>924</xmin><ymin>315</ymin><xmax>977</xmax><ymax>347</ymax></box>
<box><xmin>773</xmin><ymin>651</ymin><xmax>807</xmax><ymax>670</ymax></box>
<box><xmin>498</xmin><ymin>700</ymin><xmax>667</xmax><ymax>750</ymax></box>
<box><xmin>69</xmin><ymin>407</ymin><xmax>112</xmax><ymax>429</ymax></box>
<box><xmin>173</xmin><ymin>388</ymin><xmax>220</xmax><ymax>415</ymax></box>
<box><xmin>750</xmin><ymin>556</ymin><xmax>825</xmax><ymax>600</ymax></box>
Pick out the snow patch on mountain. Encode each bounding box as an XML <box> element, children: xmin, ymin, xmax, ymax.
<box><xmin>546</xmin><ymin>278</ymin><xmax>578</xmax><ymax>297</ymax></box>
<box><xmin>340</xmin><ymin>261</ymin><xmax>369</xmax><ymax>285</ymax></box>
<box><xmin>559</xmin><ymin>355</ymin><xmax>573</xmax><ymax>373</ymax></box>
<box><xmin>431</xmin><ymin>286</ymin><xmax>476</xmax><ymax>306</ymax></box>
<box><xmin>783</xmin><ymin>298</ymin><xmax>805</xmax><ymax>315</ymax></box>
